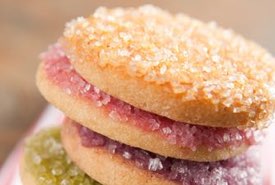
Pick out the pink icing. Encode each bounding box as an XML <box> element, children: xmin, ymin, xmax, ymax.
<box><xmin>75</xmin><ymin>121</ymin><xmax>262</xmax><ymax>185</ymax></box>
<box><xmin>41</xmin><ymin>43</ymin><xmax>264</xmax><ymax>151</ymax></box>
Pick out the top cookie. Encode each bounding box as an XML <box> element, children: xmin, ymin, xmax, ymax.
<box><xmin>61</xmin><ymin>5</ymin><xmax>275</xmax><ymax>128</ymax></box>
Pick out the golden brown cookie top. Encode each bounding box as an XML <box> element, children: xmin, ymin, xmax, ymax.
<box><xmin>62</xmin><ymin>5</ymin><xmax>275</xmax><ymax>128</ymax></box>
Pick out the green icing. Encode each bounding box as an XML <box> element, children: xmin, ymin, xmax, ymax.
<box><xmin>24</xmin><ymin>127</ymin><xmax>101</xmax><ymax>185</ymax></box>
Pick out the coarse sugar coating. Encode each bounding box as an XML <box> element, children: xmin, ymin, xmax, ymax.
<box><xmin>61</xmin><ymin>5</ymin><xmax>275</xmax><ymax>128</ymax></box>
<box><xmin>40</xmin><ymin>43</ymin><xmax>264</xmax><ymax>152</ymax></box>
<box><xmin>76</xmin><ymin>121</ymin><xmax>262</xmax><ymax>185</ymax></box>
<box><xmin>22</xmin><ymin>127</ymin><xmax>100</xmax><ymax>185</ymax></box>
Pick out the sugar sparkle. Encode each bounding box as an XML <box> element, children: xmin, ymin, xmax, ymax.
<box><xmin>61</xmin><ymin>5</ymin><xmax>275</xmax><ymax>128</ymax></box>
<box><xmin>42</xmin><ymin>44</ymin><xmax>265</xmax><ymax>151</ymax></box>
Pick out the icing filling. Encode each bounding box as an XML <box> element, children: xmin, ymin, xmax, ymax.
<box><xmin>75</xmin><ymin>121</ymin><xmax>262</xmax><ymax>185</ymax></box>
<box><xmin>41</xmin><ymin>43</ymin><xmax>264</xmax><ymax>151</ymax></box>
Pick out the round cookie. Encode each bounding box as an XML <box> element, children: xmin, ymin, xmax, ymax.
<box><xmin>20</xmin><ymin>161</ymin><xmax>36</xmax><ymax>185</ymax></box>
<box><xmin>61</xmin><ymin>5</ymin><xmax>275</xmax><ymax>128</ymax></box>
<box><xmin>61</xmin><ymin>121</ymin><xmax>177</xmax><ymax>185</ymax></box>
<box><xmin>37</xmin><ymin>60</ymin><xmax>252</xmax><ymax>162</ymax></box>
<box><xmin>20</xmin><ymin>150</ymin><xmax>100</xmax><ymax>185</ymax></box>
<box><xmin>20</xmin><ymin>127</ymin><xmax>100</xmax><ymax>185</ymax></box>
<box><xmin>62</xmin><ymin>119</ymin><xmax>262</xmax><ymax>185</ymax></box>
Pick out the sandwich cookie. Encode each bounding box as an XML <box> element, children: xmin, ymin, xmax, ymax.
<box><xmin>20</xmin><ymin>127</ymin><xmax>100</xmax><ymax>185</ymax></box>
<box><xmin>62</xmin><ymin>5</ymin><xmax>275</xmax><ymax>128</ymax></box>
<box><xmin>37</xmin><ymin>43</ymin><xmax>264</xmax><ymax>161</ymax></box>
<box><xmin>61</xmin><ymin>118</ymin><xmax>263</xmax><ymax>185</ymax></box>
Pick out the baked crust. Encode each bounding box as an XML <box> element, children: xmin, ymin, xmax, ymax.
<box><xmin>37</xmin><ymin>63</ymin><xmax>249</xmax><ymax>161</ymax></box>
<box><xmin>61</xmin><ymin>5</ymin><xmax>275</xmax><ymax>128</ymax></box>
<box><xmin>19</xmin><ymin>125</ymin><xmax>176</xmax><ymax>185</ymax></box>
<box><xmin>69</xmin><ymin>60</ymin><xmax>252</xmax><ymax>128</ymax></box>
<box><xmin>20</xmin><ymin>156</ymin><xmax>36</xmax><ymax>185</ymax></box>
<box><xmin>61</xmin><ymin>120</ymin><xmax>178</xmax><ymax>185</ymax></box>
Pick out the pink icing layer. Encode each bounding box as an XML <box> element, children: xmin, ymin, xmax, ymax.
<box><xmin>41</xmin><ymin>43</ymin><xmax>264</xmax><ymax>151</ymax></box>
<box><xmin>74</xmin><ymin>121</ymin><xmax>262</xmax><ymax>185</ymax></box>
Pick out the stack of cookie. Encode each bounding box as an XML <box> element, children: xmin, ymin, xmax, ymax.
<box><xmin>21</xmin><ymin>5</ymin><xmax>275</xmax><ymax>185</ymax></box>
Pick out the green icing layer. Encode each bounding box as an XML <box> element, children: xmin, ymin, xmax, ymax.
<box><xmin>24</xmin><ymin>127</ymin><xmax>101</xmax><ymax>185</ymax></box>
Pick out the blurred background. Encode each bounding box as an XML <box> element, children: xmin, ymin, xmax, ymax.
<box><xmin>0</xmin><ymin>0</ymin><xmax>274</xmax><ymax>165</ymax></box>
